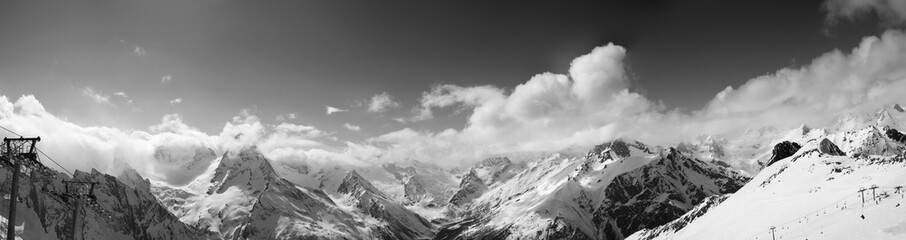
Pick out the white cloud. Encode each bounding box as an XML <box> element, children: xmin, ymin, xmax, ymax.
<box><xmin>344</xmin><ymin>123</ymin><xmax>361</xmax><ymax>131</ymax></box>
<box><xmin>161</xmin><ymin>75</ymin><xmax>173</xmax><ymax>84</ymax></box>
<box><xmin>0</xmin><ymin>95</ymin><xmax>360</xmax><ymax>186</ymax></box>
<box><xmin>367</xmin><ymin>92</ymin><xmax>400</xmax><ymax>112</ymax></box>
<box><xmin>407</xmin><ymin>84</ymin><xmax>505</xmax><ymax>122</ymax></box>
<box><xmin>80</xmin><ymin>87</ymin><xmax>111</xmax><ymax>105</ymax></box>
<box><xmin>824</xmin><ymin>0</ymin><xmax>906</xmax><ymax>26</ymax></box>
<box><xmin>0</xmin><ymin>96</ymin><xmax>219</xmax><ymax>185</ymax></box>
<box><xmin>325</xmin><ymin>106</ymin><xmax>348</xmax><ymax>115</ymax></box>
<box><xmin>114</xmin><ymin>92</ymin><xmax>127</xmax><ymax>98</ymax></box>
<box><xmin>373</xmin><ymin>31</ymin><xmax>906</xmax><ymax>168</ymax></box>
<box><xmin>5</xmin><ymin>30</ymin><xmax>906</xmax><ymax>180</ymax></box>
<box><xmin>134</xmin><ymin>46</ymin><xmax>146</xmax><ymax>57</ymax></box>
<box><xmin>169</xmin><ymin>98</ymin><xmax>182</xmax><ymax>105</ymax></box>
<box><xmin>569</xmin><ymin>43</ymin><xmax>629</xmax><ymax>105</ymax></box>
<box><xmin>276</xmin><ymin>112</ymin><xmax>298</xmax><ymax>121</ymax></box>
<box><xmin>697</xmin><ymin>30</ymin><xmax>906</xmax><ymax>134</ymax></box>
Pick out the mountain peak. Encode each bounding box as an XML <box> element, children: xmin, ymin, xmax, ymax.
<box><xmin>207</xmin><ymin>146</ymin><xmax>277</xmax><ymax>194</ymax></box>
<box><xmin>337</xmin><ymin>170</ymin><xmax>387</xmax><ymax>198</ymax></box>
<box><xmin>587</xmin><ymin>138</ymin><xmax>651</xmax><ymax>162</ymax></box>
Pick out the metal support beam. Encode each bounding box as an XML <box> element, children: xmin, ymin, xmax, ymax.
<box><xmin>6</xmin><ymin>162</ymin><xmax>19</xmax><ymax>239</ymax></box>
<box><xmin>1</xmin><ymin>136</ymin><xmax>40</xmax><ymax>240</ymax></box>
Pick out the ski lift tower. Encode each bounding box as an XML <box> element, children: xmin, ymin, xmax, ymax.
<box><xmin>62</xmin><ymin>180</ymin><xmax>98</xmax><ymax>240</ymax></box>
<box><xmin>0</xmin><ymin>136</ymin><xmax>41</xmax><ymax>240</ymax></box>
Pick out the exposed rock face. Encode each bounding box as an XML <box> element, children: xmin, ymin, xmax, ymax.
<box><xmin>471</xmin><ymin>157</ymin><xmax>516</xmax><ymax>185</ymax></box>
<box><xmin>153</xmin><ymin>147</ymin><xmax>437</xmax><ymax>239</ymax></box>
<box><xmin>403</xmin><ymin>174</ymin><xmax>428</xmax><ymax>203</ymax></box>
<box><xmin>587</xmin><ymin>139</ymin><xmax>653</xmax><ymax>163</ymax></box>
<box><xmin>886</xmin><ymin>127</ymin><xmax>906</xmax><ymax>144</ymax></box>
<box><xmin>338</xmin><ymin>170</ymin><xmax>386</xmax><ymax>198</ymax></box>
<box><xmin>337</xmin><ymin>170</ymin><xmax>434</xmax><ymax>239</ymax></box>
<box><xmin>0</xmin><ymin>166</ymin><xmax>210</xmax><ymax>239</ymax></box>
<box><xmin>767</xmin><ymin>141</ymin><xmax>801</xmax><ymax>166</ymax></box>
<box><xmin>818</xmin><ymin>138</ymin><xmax>845</xmax><ymax>156</ymax></box>
<box><xmin>591</xmin><ymin>149</ymin><xmax>748</xmax><ymax>239</ymax></box>
<box><xmin>629</xmin><ymin>194</ymin><xmax>731</xmax><ymax>240</ymax></box>
<box><xmin>448</xmin><ymin>170</ymin><xmax>488</xmax><ymax>207</ymax></box>
<box><xmin>588</xmin><ymin>140</ymin><xmax>632</xmax><ymax>160</ymax></box>
<box><xmin>894</xmin><ymin>104</ymin><xmax>905</xmax><ymax>112</ymax></box>
<box><xmin>381</xmin><ymin>162</ymin><xmax>459</xmax><ymax>207</ymax></box>
<box><xmin>437</xmin><ymin>142</ymin><xmax>748</xmax><ymax>240</ymax></box>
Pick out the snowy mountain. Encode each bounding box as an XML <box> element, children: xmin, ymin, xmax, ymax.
<box><xmin>0</xmin><ymin>165</ymin><xmax>209</xmax><ymax>239</ymax></box>
<box><xmin>435</xmin><ymin>139</ymin><xmax>749</xmax><ymax>240</ymax></box>
<box><xmin>335</xmin><ymin>170</ymin><xmax>435</xmax><ymax>239</ymax></box>
<box><xmin>628</xmin><ymin>123</ymin><xmax>906</xmax><ymax>240</ymax></box>
<box><xmin>448</xmin><ymin>157</ymin><xmax>524</xmax><ymax>209</ymax></box>
<box><xmin>132</xmin><ymin>105</ymin><xmax>906</xmax><ymax>239</ymax></box>
<box><xmin>151</xmin><ymin>147</ymin><xmax>439</xmax><ymax>239</ymax></box>
<box><xmin>151</xmin><ymin>145</ymin><xmax>217</xmax><ymax>186</ymax></box>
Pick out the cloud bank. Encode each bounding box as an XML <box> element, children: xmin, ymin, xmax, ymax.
<box><xmin>0</xmin><ymin>97</ymin><xmax>335</xmax><ymax>185</ymax></box>
<box><xmin>371</xmin><ymin>30</ymin><xmax>906</xmax><ymax>168</ymax></box>
<box><xmin>3</xmin><ymin>28</ymin><xmax>906</xmax><ymax>181</ymax></box>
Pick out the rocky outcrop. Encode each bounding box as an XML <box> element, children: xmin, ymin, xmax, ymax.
<box><xmin>338</xmin><ymin>170</ymin><xmax>434</xmax><ymax>239</ymax></box>
<box><xmin>587</xmin><ymin>139</ymin><xmax>654</xmax><ymax>163</ymax></box>
<box><xmin>403</xmin><ymin>174</ymin><xmax>428</xmax><ymax>203</ymax></box>
<box><xmin>438</xmin><ymin>143</ymin><xmax>748</xmax><ymax>240</ymax></box>
<box><xmin>818</xmin><ymin>138</ymin><xmax>845</xmax><ymax>156</ymax></box>
<box><xmin>0</xmin><ymin>165</ymin><xmax>210</xmax><ymax>239</ymax></box>
<box><xmin>448</xmin><ymin>170</ymin><xmax>488</xmax><ymax>207</ymax></box>
<box><xmin>588</xmin><ymin>140</ymin><xmax>632</xmax><ymax>160</ymax></box>
<box><xmin>767</xmin><ymin>141</ymin><xmax>801</xmax><ymax>166</ymax></box>
<box><xmin>885</xmin><ymin>127</ymin><xmax>906</xmax><ymax>144</ymax></box>
<box><xmin>592</xmin><ymin>149</ymin><xmax>748</xmax><ymax>239</ymax></box>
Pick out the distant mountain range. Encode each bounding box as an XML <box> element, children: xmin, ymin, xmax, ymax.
<box><xmin>2</xmin><ymin>104</ymin><xmax>905</xmax><ymax>239</ymax></box>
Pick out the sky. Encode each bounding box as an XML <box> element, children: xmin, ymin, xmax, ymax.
<box><xmin>1</xmin><ymin>0</ymin><xmax>906</xmax><ymax>184</ymax></box>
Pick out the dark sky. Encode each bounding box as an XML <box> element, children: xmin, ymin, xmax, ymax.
<box><xmin>0</xmin><ymin>0</ymin><xmax>883</xmax><ymax>139</ymax></box>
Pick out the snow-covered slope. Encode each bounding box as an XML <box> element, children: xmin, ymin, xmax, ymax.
<box><xmin>436</xmin><ymin>139</ymin><xmax>749</xmax><ymax>240</ymax></box>
<box><xmin>336</xmin><ymin>170</ymin><xmax>435</xmax><ymax>239</ymax></box>
<box><xmin>447</xmin><ymin>157</ymin><xmax>525</xmax><ymax>209</ymax></box>
<box><xmin>628</xmin><ymin>124</ymin><xmax>906</xmax><ymax>240</ymax></box>
<box><xmin>0</xmin><ymin>165</ymin><xmax>209</xmax><ymax>240</ymax></box>
<box><xmin>152</xmin><ymin>147</ymin><xmax>440</xmax><ymax>239</ymax></box>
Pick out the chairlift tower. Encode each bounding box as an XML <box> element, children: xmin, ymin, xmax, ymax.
<box><xmin>0</xmin><ymin>136</ymin><xmax>41</xmax><ymax>240</ymax></box>
<box><xmin>62</xmin><ymin>180</ymin><xmax>98</xmax><ymax>240</ymax></box>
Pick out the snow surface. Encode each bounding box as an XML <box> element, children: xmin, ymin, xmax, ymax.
<box><xmin>629</xmin><ymin>126</ymin><xmax>906</xmax><ymax>240</ymax></box>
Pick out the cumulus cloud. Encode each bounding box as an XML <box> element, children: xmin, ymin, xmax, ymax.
<box><xmin>80</xmin><ymin>87</ymin><xmax>111</xmax><ymax>105</ymax></box>
<box><xmin>371</xmin><ymin>31</ymin><xmax>906</xmax><ymax>168</ymax></box>
<box><xmin>0</xmin><ymin>96</ymin><xmax>334</xmax><ymax>186</ymax></box>
<box><xmin>5</xmin><ymin>30</ymin><xmax>906</xmax><ymax>178</ymax></box>
<box><xmin>161</xmin><ymin>75</ymin><xmax>173</xmax><ymax>84</ymax></box>
<box><xmin>824</xmin><ymin>0</ymin><xmax>906</xmax><ymax>27</ymax></box>
<box><xmin>134</xmin><ymin>46</ymin><xmax>146</xmax><ymax>57</ymax></box>
<box><xmin>367</xmin><ymin>92</ymin><xmax>400</xmax><ymax>112</ymax></box>
<box><xmin>169</xmin><ymin>98</ymin><xmax>182</xmax><ymax>105</ymax></box>
<box><xmin>276</xmin><ymin>113</ymin><xmax>298</xmax><ymax>122</ymax></box>
<box><xmin>114</xmin><ymin>92</ymin><xmax>127</xmax><ymax>98</ymax></box>
<box><xmin>325</xmin><ymin>106</ymin><xmax>348</xmax><ymax>115</ymax></box>
<box><xmin>698</xmin><ymin>30</ymin><xmax>906</xmax><ymax>134</ymax></box>
<box><xmin>344</xmin><ymin>123</ymin><xmax>361</xmax><ymax>131</ymax></box>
